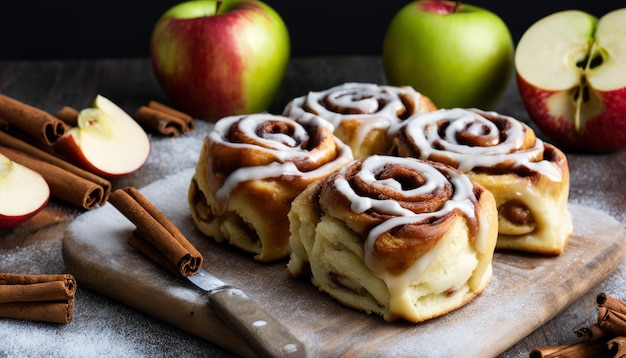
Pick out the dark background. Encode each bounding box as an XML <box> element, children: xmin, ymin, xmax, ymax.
<box><xmin>0</xmin><ymin>1</ymin><xmax>622</xmax><ymax>60</ymax></box>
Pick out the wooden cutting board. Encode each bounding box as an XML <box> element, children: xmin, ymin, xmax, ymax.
<box><xmin>62</xmin><ymin>167</ymin><xmax>626</xmax><ymax>357</ymax></box>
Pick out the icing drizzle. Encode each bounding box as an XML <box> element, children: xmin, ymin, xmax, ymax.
<box><xmin>330</xmin><ymin>155</ymin><xmax>488</xmax><ymax>295</ymax></box>
<box><xmin>284</xmin><ymin>82</ymin><xmax>424</xmax><ymax>146</ymax></box>
<box><xmin>392</xmin><ymin>108</ymin><xmax>564</xmax><ymax>181</ymax></box>
<box><xmin>208</xmin><ymin>113</ymin><xmax>353</xmax><ymax>212</ymax></box>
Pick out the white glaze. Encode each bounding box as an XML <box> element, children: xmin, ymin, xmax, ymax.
<box><xmin>332</xmin><ymin>155</ymin><xmax>486</xmax><ymax>295</ymax></box>
<box><xmin>391</xmin><ymin>108</ymin><xmax>563</xmax><ymax>181</ymax></box>
<box><xmin>284</xmin><ymin>83</ymin><xmax>423</xmax><ymax>147</ymax></box>
<box><xmin>208</xmin><ymin>113</ymin><xmax>354</xmax><ymax>212</ymax></box>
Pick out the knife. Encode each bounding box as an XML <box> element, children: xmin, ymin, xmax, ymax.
<box><xmin>187</xmin><ymin>267</ymin><xmax>307</xmax><ymax>358</ymax></box>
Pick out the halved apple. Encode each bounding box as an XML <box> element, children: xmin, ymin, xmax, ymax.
<box><xmin>515</xmin><ymin>8</ymin><xmax>626</xmax><ymax>153</ymax></box>
<box><xmin>0</xmin><ymin>153</ymin><xmax>50</xmax><ymax>229</ymax></box>
<box><xmin>55</xmin><ymin>95</ymin><xmax>151</xmax><ymax>177</ymax></box>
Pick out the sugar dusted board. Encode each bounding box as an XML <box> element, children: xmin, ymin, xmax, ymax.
<box><xmin>62</xmin><ymin>167</ymin><xmax>626</xmax><ymax>357</ymax></box>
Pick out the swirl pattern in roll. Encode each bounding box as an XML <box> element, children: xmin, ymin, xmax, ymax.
<box><xmin>392</xmin><ymin>108</ymin><xmax>572</xmax><ymax>255</ymax></box>
<box><xmin>283</xmin><ymin>82</ymin><xmax>437</xmax><ymax>159</ymax></box>
<box><xmin>188</xmin><ymin>113</ymin><xmax>353</xmax><ymax>262</ymax></box>
<box><xmin>287</xmin><ymin>155</ymin><xmax>498</xmax><ymax>322</ymax></box>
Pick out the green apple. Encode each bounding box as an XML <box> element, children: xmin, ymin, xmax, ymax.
<box><xmin>0</xmin><ymin>153</ymin><xmax>49</xmax><ymax>229</ymax></box>
<box><xmin>150</xmin><ymin>0</ymin><xmax>290</xmax><ymax>121</ymax></box>
<box><xmin>515</xmin><ymin>8</ymin><xmax>626</xmax><ymax>153</ymax></box>
<box><xmin>382</xmin><ymin>0</ymin><xmax>514</xmax><ymax>109</ymax></box>
<box><xmin>55</xmin><ymin>95</ymin><xmax>151</xmax><ymax>178</ymax></box>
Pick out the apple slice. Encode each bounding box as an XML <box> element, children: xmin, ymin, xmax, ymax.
<box><xmin>0</xmin><ymin>153</ymin><xmax>50</xmax><ymax>229</ymax></box>
<box><xmin>515</xmin><ymin>8</ymin><xmax>626</xmax><ymax>153</ymax></box>
<box><xmin>56</xmin><ymin>95</ymin><xmax>151</xmax><ymax>177</ymax></box>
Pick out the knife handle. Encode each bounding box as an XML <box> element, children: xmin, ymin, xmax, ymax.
<box><xmin>209</xmin><ymin>287</ymin><xmax>307</xmax><ymax>358</ymax></box>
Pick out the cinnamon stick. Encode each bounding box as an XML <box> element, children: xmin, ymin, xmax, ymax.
<box><xmin>529</xmin><ymin>345</ymin><xmax>570</xmax><ymax>357</ymax></box>
<box><xmin>608</xmin><ymin>336</ymin><xmax>626</xmax><ymax>358</ymax></box>
<box><xmin>0</xmin><ymin>301</ymin><xmax>74</xmax><ymax>324</ymax></box>
<box><xmin>109</xmin><ymin>187</ymin><xmax>203</xmax><ymax>277</ymax></box>
<box><xmin>0</xmin><ymin>131</ymin><xmax>111</xmax><ymax>206</ymax></box>
<box><xmin>0</xmin><ymin>273</ymin><xmax>76</xmax><ymax>324</ymax></box>
<box><xmin>532</xmin><ymin>293</ymin><xmax>626</xmax><ymax>357</ymax></box>
<box><xmin>576</xmin><ymin>323</ymin><xmax>607</xmax><ymax>342</ymax></box>
<box><xmin>135</xmin><ymin>100</ymin><xmax>194</xmax><ymax>137</ymax></box>
<box><xmin>0</xmin><ymin>146</ymin><xmax>105</xmax><ymax>210</ymax></box>
<box><xmin>0</xmin><ymin>93</ymin><xmax>67</xmax><ymax>146</ymax></box>
<box><xmin>148</xmin><ymin>100</ymin><xmax>194</xmax><ymax>129</ymax></box>
<box><xmin>127</xmin><ymin>233</ymin><xmax>181</xmax><ymax>277</ymax></box>
<box><xmin>56</xmin><ymin>106</ymin><xmax>80</xmax><ymax>127</ymax></box>
<box><xmin>530</xmin><ymin>336</ymin><xmax>612</xmax><ymax>357</ymax></box>
<box><xmin>597</xmin><ymin>293</ymin><xmax>626</xmax><ymax>316</ymax></box>
<box><xmin>598</xmin><ymin>307</ymin><xmax>626</xmax><ymax>337</ymax></box>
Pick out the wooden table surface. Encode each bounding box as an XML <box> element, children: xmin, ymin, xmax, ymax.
<box><xmin>0</xmin><ymin>56</ymin><xmax>625</xmax><ymax>357</ymax></box>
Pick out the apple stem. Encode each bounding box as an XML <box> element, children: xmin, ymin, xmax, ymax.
<box><xmin>453</xmin><ymin>0</ymin><xmax>461</xmax><ymax>13</ymax></box>
<box><xmin>216</xmin><ymin>0</ymin><xmax>223</xmax><ymax>13</ymax></box>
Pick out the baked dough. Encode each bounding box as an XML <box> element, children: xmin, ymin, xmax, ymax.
<box><xmin>283</xmin><ymin>82</ymin><xmax>436</xmax><ymax>159</ymax></box>
<box><xmin>393</xmin><ymin>108</ymin><xmax>572</xmax><ymax>255</ymax></box>
<box><xmin>189</xmin><ymin>113</ymin><xmax>353</xmax><ymax>262</ymax></box>
<box><xmin>288</xmin><ymin>155</ymin><xmax>498</xmax><ymax>322</ymax></box>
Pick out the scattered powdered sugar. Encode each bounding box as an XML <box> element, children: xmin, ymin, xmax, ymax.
<box><xmin>0</xmin><ymin>287</ymin><xmax>220</xmax><ymax>357</ymax></box>
<box><xmin>567</xmin><ymin>153</ymin><xmax>626</xmax><ymax>225</ymax></box>
<box><xmin>0</xmin><ymin>239</ymin><xmax>64</xmax><ymax>274</ymax></box>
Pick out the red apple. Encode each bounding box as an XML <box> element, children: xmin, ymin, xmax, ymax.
<box><xmin>0</xmin><ymin>153</ymin><xmax>50</xmax><ymax>229</ymax></box>
<box><xmin>515</xmin><ymin>8</ymin><xmax>626</xmax><ymax>153</ymax></box>
<box><xmin>150</xmin><ymin>0</ymin><xmax>290</xmax><ymax>121</ymax></box>
<box><xmin>55</xmin><ymin>95</ymin><xmax>151</xmax><ymax>178</ymax></box>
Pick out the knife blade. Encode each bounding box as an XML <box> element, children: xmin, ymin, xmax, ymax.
<box><xmin>187</xmin><ymin>267</ymin><xmax>306</xmax><ymax>358</ymax></box>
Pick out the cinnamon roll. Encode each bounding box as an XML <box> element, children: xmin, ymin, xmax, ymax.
<box><xmin>288</xmin><ymin>155</ymin><xmax>498</xmax><ymax>322</ymax></box>
<box><xmin>188</xmin><ymin>113</ymin><xmax>353</xmax><ymax>262</ymax></box>
<box><xmin>392</xmin><ymin>108</ymin><xmax>573</xmax><ymax>255</ymax></box>
<box><xmin>283</xmin><ymin>82</ymin><xmax>437</xmax><ymax>159</ymax></box>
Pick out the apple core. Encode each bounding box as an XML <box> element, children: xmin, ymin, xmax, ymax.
<box><xmin>515</xmin><ymin>8</ymin><xmax>626</xmax><ymax>152</ymax></box>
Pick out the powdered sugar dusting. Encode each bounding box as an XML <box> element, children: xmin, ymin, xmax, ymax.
<box><xmin>0</xmin><ymin>238</ymin><xmax>64</xmax><ymax>274</ymax></box>
<box><xmin>568</xmin><ymin>155</ymin><xmax>626</xmax><ymax>224</ymax></box>
<box><xmin>0</xmin><ymin>289</ymin><xmax>218</xmax><ymax>357</ymax></box>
